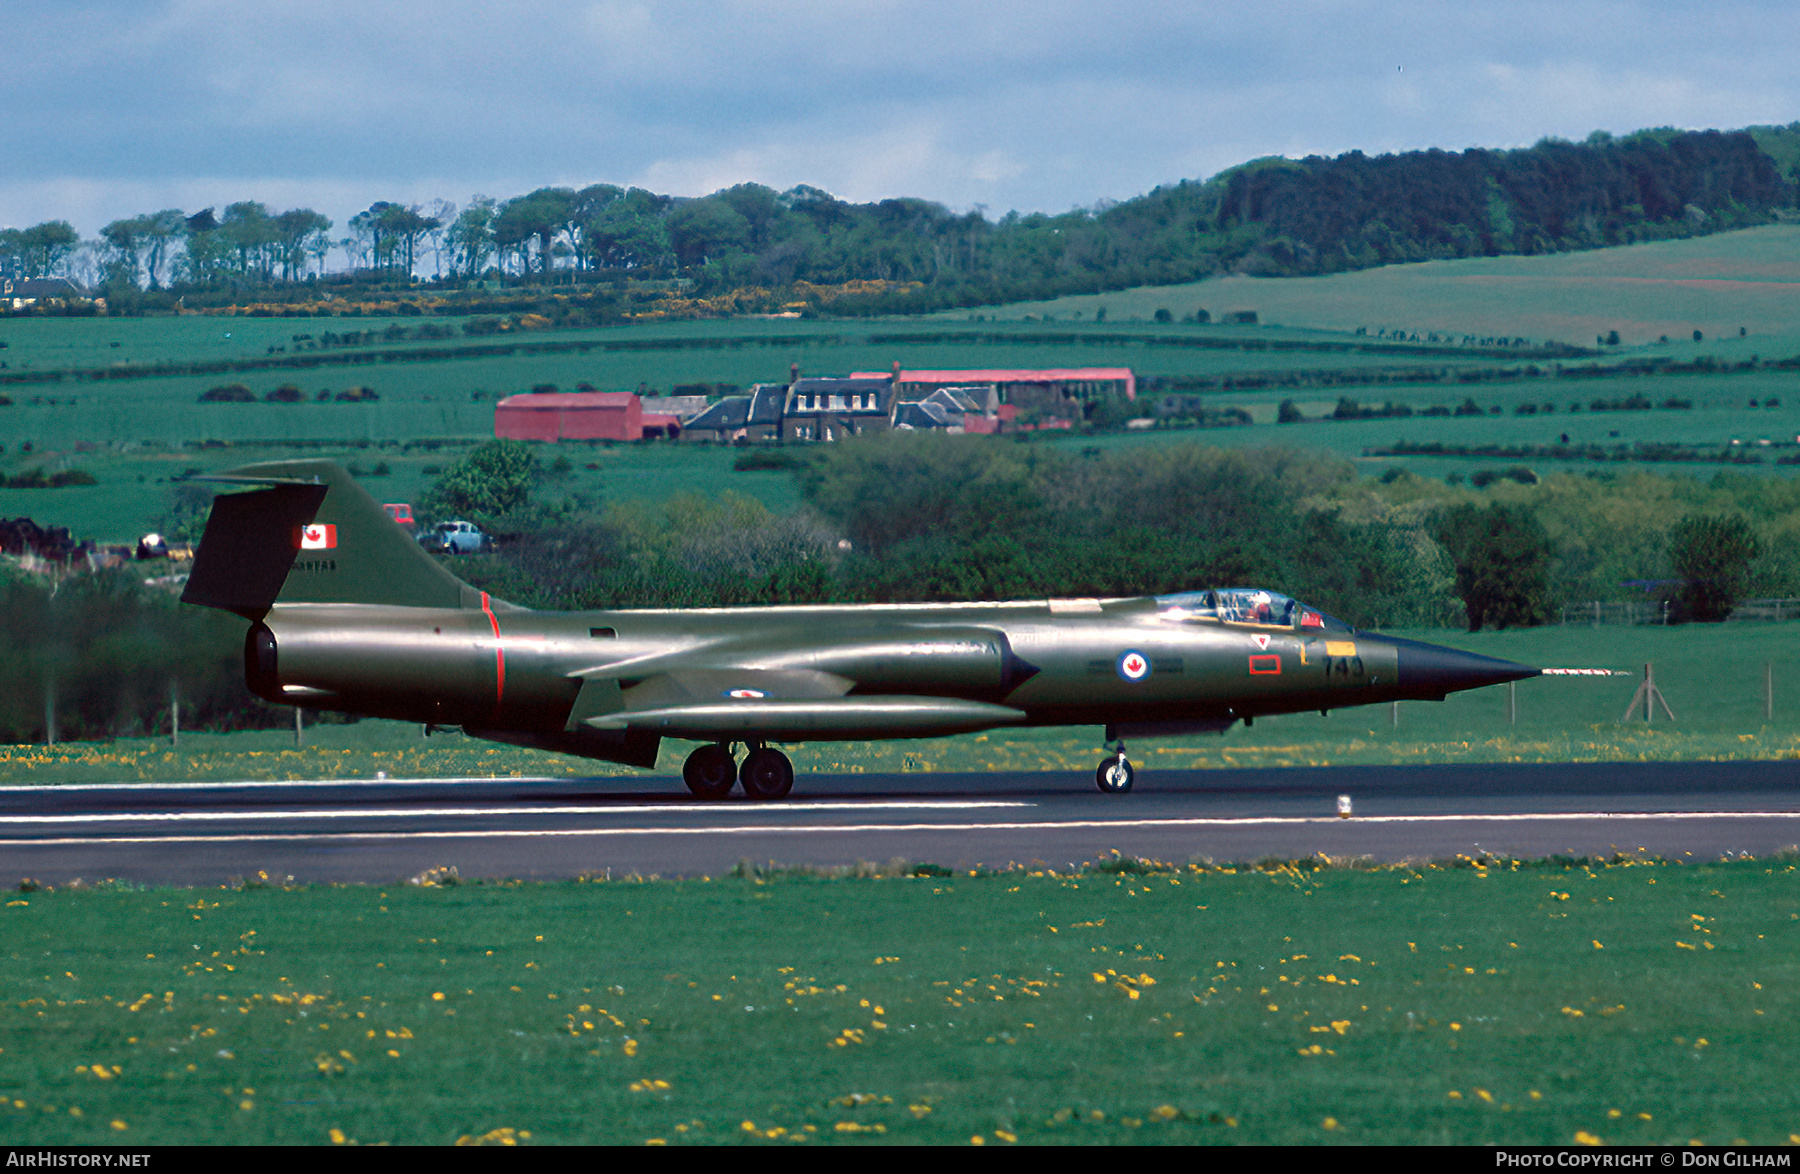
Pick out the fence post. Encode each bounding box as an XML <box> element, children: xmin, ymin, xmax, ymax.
<box><xmin>1509</xmin><ymin>680</ymin><xmax>1517</xmax><ymax>726</ymax></box>
<box><xmin>1767</xmin><ymin>661</ymin><xmax>1774</xmax><ymax>723</ymax></box>
<box><xmin>170</xmin><ymin>680</ymin><xmax>180</xmax><ymax>748</ymax></box>
<box><xmin>294</xmin><ymin>707</ymin><xmax>304</xmax><ymax>748</ymax></box>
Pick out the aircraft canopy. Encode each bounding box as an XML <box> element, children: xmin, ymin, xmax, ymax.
<box><xmin>1155</xmin><ymin>588</ymin><xmax>1350</xmax><ymax>632</ymax></box>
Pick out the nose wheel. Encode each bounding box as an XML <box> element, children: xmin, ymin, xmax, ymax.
<box><xmin>1096</xmin><ymin>755</ymin><xmax>1134</xmax><ymax>793</ymax></box>
<box><xmin>682</xmin><ymin>743</ymin><xmax>738</xmax><ymax>799</ymax></box>
<box><xmin>1096</xmin><ymin>734</ymin><xmax>1134</xmax><ymax>793</ymax></box>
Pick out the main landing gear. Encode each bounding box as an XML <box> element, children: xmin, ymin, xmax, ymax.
<box><xmin>1095</xmin><ymin>734</ymin><xmax>1134</xmax><ymax>794</ymax></box>
<box><xmin>681</xmin><ymin>743</ymin><xmax>737</xmax><ymax>799</ymax></box>
<box><xmin>739</xmin><ymin>746</ymin><xmax>794</xmax><ymax>800</ymax></box>
<box><xmin>682</xmin><ymin>742</ymin><xmax>794</xmax><ymax>801</ymax></box>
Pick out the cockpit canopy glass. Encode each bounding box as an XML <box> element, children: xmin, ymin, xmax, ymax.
<box><xmin>1155</xmin><ymin>588</ymin><xmax>1350</xmax><ymax>632</ymax></box>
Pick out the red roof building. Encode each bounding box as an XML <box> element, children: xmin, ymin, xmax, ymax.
<box><xmin>494</xmin><ymin>391</ymin><xmax>677</xmax><ymax>442</ymax></box>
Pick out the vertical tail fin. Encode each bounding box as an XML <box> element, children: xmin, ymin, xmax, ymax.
<box><xmin>182</xmin><ymin>459</ymin><xmax>492</xmax><ymax>618</ymax></box>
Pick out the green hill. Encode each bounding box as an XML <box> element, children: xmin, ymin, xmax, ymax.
<box><xmin>944</xmin><ymin>224</ymin><xmax>1800</xmax><ymax>352</ymax></box>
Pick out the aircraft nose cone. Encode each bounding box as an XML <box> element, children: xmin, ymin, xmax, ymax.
<box><xmin>1388</xmin><ymin>636</ymin><xmax>1539</xmax><ymax>699</ymax></box>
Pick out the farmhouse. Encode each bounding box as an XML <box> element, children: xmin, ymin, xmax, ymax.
<box><xmin>856</xmin><ymin>366</ymin><xmax>1135</xmax><ymax>423</ymax></box>
<box><xmin>4</xmin><ymin>277</ymin><xmax>92</xmax><ymax>310</ymax></box>
<box><xmin>781</xmin><ymin>376</ymin><xmax>896</xmax><ymax>442</ymax></box>
<box><xmin>893</xmin><ymin>387</ymin><xmax>1004</xmax><ymax>433</ymax></box>
<box><xmin>679</xmin><ymin>384</ymin><xmax>789</xmax><ymax>444</ymax></box>
<box><xmin>678</xmin><ymin>365</ymin><xmax>1138</xmax><ymax>442</ymax></box>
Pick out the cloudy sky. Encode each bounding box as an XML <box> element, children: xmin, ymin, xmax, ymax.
<box><xmin>3</xmin><ymin>0</ymin><xmax>1794</xmax><ymax>241</ymax></box>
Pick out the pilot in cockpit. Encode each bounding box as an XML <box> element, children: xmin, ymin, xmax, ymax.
<box><xmin>1156</xmin><ymin>588</ymin><xmax>1343</xmax><ymax>631</ymax></box>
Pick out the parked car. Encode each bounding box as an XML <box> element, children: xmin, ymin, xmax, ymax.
<box><xmin>418</xmin><ymin>520</ymin><xmax>493</xmax><ymax>555</ymax></box>
<box><xmin>382</xmin><ymin>502</ymin><xmax>416</xmax><ymax>532</ymax></box>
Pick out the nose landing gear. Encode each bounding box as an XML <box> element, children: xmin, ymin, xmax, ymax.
<box><xmin>1095</xmin><ymin>733</ymin><xmax>1134</xmax><ymax>794</ymax></box>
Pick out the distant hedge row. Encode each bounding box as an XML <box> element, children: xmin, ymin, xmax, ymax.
<box><xmin>198</xmin><ymin>383</ymin><xmax>380</xmax><ymax>403</ymax></box>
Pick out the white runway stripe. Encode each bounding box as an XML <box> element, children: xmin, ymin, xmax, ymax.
<box><xmin>3</xmin><ymin>809</ymin><xmax>1797</xmax><ymax>848</ymax></box>
<box><xmin>0</xmin><ymin>800</ymin><xmax>1031</xmax><ymax>826</ymax></box>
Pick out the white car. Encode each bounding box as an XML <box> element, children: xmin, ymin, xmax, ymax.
<box><xmin>418</xmin><ymin>520</ymin><xmax>493</xmax><ymax>555</ymax></box>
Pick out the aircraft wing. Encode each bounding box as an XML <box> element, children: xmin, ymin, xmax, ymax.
<box><xmin>565</xmin><ymin>666</ymin><xmax>1024</xmax><ymax>741</ymax></box>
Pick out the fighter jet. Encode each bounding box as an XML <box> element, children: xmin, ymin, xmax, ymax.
<box><xmin>182</xmin><ymin>460</ymin><xmax>1537</xmax><ymax>798</ymax></box>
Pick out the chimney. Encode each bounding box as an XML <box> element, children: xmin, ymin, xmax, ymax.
<box><xmin>789</xmin><ymin>362</ymin><xmax>799</xmax><ymax>385</ymax></box>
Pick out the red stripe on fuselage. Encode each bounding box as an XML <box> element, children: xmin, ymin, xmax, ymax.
<box><xmin>481</xmin><ymin>592</ymin><xmax>505</xmax><ymax>707</ymax></box>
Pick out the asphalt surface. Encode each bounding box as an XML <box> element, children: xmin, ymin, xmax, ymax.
<box><xmin>1</xmin><ymin>759</ymin><xmax>1797</xmax><ymax>886</ymax></box>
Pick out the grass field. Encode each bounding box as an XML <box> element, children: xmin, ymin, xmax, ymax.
<box><xmin>1076</xmin><ymin>378</ymin><xmax>1800</xmax><ymax>483</ymax></box>
<box><xmin>0</xmin><ymin>856</ymin><xmax>1794</xmax><ymax>1145</ymax></box>
<box><xmin>0</xmin><ymin>312</ymin><xmax>1478</xmax><ymax>380</ymax></box>
<box><xmin>953</xmin><ymin>224</ymin><xmax>1800</xmax><ymax>353</ymax></box>
<box><xmin>3</xmin><ymin>622</ymin><xmax>1796</xmax><ymax>786</ymax></box>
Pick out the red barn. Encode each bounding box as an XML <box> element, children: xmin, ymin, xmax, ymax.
<box><xmin>494</xmin><ymin>391</ymin><xmax>646</xmax><ymax>442</ymax></box>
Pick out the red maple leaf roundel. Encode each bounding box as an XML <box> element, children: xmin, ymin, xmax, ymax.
<box><xmin>1117</xmin><ymin>650</ymin><xmax>1151</xmax><ymax>682</ymax></box>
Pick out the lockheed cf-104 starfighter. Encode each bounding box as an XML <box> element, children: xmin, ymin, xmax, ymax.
<box><xmin>181</xmin><ymin>460</ymin><xmax>1538</xmax><ymax>798</ymax></box>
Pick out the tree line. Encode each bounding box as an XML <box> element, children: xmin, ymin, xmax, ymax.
<box><xmin>5</xmin><ymin>126</ymin><xmax>1796</xmax><ymax>313</ymax></box>
<box><xmin>1215</xmin><ymin>128</ymin><xmax>1789</xmax><ymax>274</ymax></box>
<box><xmin>418</xmin><ymin>437</ymin><xmax>1451</xmax><ymax>627</ymax></box>
<box><xmin>0</xmin><ymin>564</ymin><xmax>289</xmax><ymax>744</ymax></box>
<box><xmin>428</xmin><ymin>436</ymin><xmax>1800</xmax><ymax>634</ymax></box>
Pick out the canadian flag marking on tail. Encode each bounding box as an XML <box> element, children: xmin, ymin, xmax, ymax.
<box><xmin>299</xmin><ymin>523</ymin><xmax>337</xmax><ymax>550</ymax></box>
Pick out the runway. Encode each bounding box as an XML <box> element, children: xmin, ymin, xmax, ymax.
<box><xmin>1</xmin><ymin>760</ymin><xmax>1796</xmax><ymax>885</ymax></box>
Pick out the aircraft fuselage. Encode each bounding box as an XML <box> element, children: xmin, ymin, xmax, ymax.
<box><xmin>252</xmin><ymin>594</ymin><xmax>1507</xmax><ymax>742</ymax></box>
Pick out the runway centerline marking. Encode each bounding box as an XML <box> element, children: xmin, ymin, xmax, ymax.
<box><xmin>5</xmin><ymin>809</ymin><xmax>1798</xmax><ymax>848</ymax></box>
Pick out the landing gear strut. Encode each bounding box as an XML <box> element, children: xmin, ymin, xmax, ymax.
<box><xmin>682</xmin><ymin>743</ymin><xmax>737</xmax><ymax>799</ymax></box>
<box><xmin>739</xmin><ymin>744</ymin><xmax>794</xmax><ymax>800</ymax></box>
<box><xmin>1095</xmin><ymin>734</ymin><xmax>1134</xmax><ymax>794</ymax></box>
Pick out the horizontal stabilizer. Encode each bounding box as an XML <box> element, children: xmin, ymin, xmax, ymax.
<box><xmin>584</xmin><ymin>696</ymin><xmax>1026</xmax><ymax>741</ymax></box>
